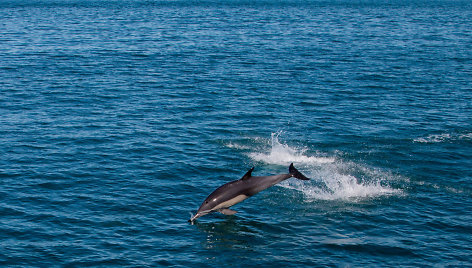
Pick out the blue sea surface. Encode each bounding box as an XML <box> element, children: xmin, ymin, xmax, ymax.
<box><xmin>1</xmin><ymin>0</ymin><xmax>471</xmax><ymax>266</ymax></box>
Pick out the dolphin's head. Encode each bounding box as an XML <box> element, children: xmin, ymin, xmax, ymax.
<box><xmin>189</xmin><ymin>196</ymin><xmax>219</xmax><ymax>222</ymax></box>
<box><xmin>188</xmin><ymin>211</ymin><xmax>207</xmax><ymax>223</ymax></box>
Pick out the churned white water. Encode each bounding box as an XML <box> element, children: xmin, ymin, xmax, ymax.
<box><xmin>243</xmin><ymin>132</ymin><xmax>401</xmax><ymax>201</ymax></box>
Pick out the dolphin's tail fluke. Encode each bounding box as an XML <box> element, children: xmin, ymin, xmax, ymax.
<box><xmin>289</xmin><ymin>163</ymin><xmax>310</xmax><ymax>180</ymax></box>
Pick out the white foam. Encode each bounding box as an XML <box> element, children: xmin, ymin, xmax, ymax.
<box><xmin>247</xmin><ymin>132</ymin><xmax>400</xmax><ymax>202</ymax></box>
<box><xmin>280</xmin><ymin>171</ymin><xmax>399</xmax><ymax>201</ymax></box>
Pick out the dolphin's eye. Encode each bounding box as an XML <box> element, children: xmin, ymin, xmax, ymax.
<box><xmin>205</xmin><ymin>201</ymin><xmax>208</xmax><ymax>204</ymax></box>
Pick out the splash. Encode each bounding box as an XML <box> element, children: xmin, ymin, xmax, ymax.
<box><xmin>248</xmin><ymin>132</ymin><xmax>335</xmax><ymax>165</ymax></box>
<box><xmin>245</xmin><ymin>132</ymin><xmax>400</xmax><ymax>201</ymax></box>
<box><xmin>281</xmin><ymin>166</ymin><xmax>400</xmax><ymax>201</ymax></box>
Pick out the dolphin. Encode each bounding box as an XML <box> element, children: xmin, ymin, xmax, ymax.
<box><xmin>189</xmin><ymin>163</ymin><xmax>309</xmax><ymax>222</ymax></box>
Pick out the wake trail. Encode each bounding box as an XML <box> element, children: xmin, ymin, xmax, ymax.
<box><xmin>228</xmin><ymin>132</ymin><xmax>401</xmax><ymax>202</ymax></box>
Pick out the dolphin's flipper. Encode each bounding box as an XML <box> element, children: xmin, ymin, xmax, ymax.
<box><xmin>241</xmin><ymin>167</ymin><xmax>254</xmax><ymax>180</ymax></box>
<box><xmin>289</xmin><ymin>163</ymin><xmax>310</xmax><ymax>180</ymax></box>
<box><xmin>218</xmin><ymin>208</ymin><xmax>238</xmax><ymax>215</ymax></box>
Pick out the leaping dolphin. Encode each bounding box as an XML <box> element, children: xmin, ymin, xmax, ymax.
<box><xmin>189</xmin><ymin>163</ymin><xmax>310</xmax><ymax>222</ymax></box>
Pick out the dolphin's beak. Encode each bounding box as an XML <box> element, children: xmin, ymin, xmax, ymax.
<box><xmin>189</xmin><ymin>212</ymin><xmax>202</xmax><ymax>223</ymax></box>
<box><xmin>189</xmin><ymin>210</ymin><xmax>211</xmax><ymax>223</ymax></box>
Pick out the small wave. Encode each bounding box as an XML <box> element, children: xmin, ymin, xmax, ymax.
<box><xmin>414</xmin><ymin>133</ymin><xmax>451</xmax><ymax>143</ymax></box>
<box><xmin>458</xmin><ymin>132</ymin><xmax>472</xmax><ymax>140</ymax></box>
<box><xmin>414</xmin><ymin>132</ymin><xmax>472</xmax><ymax>143</ymax></box>
<box><xmin>247</xmin><ymin>132</ymin><xmax>401</xmax><ymax>201</ymax></box>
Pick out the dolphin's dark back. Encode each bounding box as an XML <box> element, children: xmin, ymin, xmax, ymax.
<box><xmin>205</xmin><ymin>179</ymin><xmax>248</xmax><ymax>202</ymax></box>
<box><xmin>242</xmin><ymin>174</ymin><xmax>291</xmax><ymax>196</ymax></box>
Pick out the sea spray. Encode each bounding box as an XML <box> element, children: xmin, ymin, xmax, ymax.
<box><xmin>243</xmin><ymin>133</ymin><xmax>400</xmax><ymax>201</ymax></box>
<box><xmin>248</xmin><ymin>132</ymin><xmax>335</xmax><ymax>165</ymax></box>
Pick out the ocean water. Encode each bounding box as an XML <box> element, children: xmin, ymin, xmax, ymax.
<box><xmin>1</xmin><ymin>0</ymin><xmax>471</xmax><ymax>266</ymax></box>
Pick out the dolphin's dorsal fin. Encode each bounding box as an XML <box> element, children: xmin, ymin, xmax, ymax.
<box><xmin>241</xmin><ymin>167</ymin><xmax>254</xmax><ymax>180</ymax></box>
